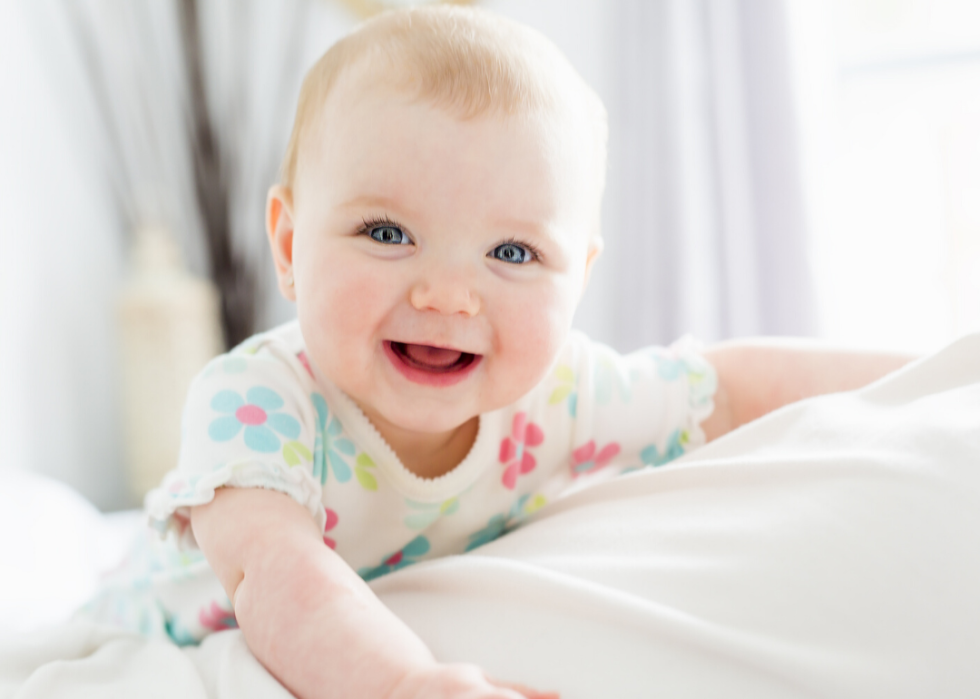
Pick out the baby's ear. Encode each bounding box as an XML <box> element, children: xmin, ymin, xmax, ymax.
<box><xmin>582</xmin><ymin>237</ymin><xmax>604</xmax><ymax>292</ymax></box>
<box><xmin>266</xmin><ymin>185</ymin><xmax>296</xmax><ymax>301</ymax></box>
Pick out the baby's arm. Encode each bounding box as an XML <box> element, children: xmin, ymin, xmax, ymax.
<box><xmin>701</xmin><ymin>338</ymin><xmax>915</xmax><ymax>441</ymax></box>
<box><xmin>191</xmin><ymin>487</ymin><xmax>555</xmax><ymax>699</ymax></box>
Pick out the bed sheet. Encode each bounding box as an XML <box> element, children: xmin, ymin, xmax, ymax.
<box><xmin>0</xmin><ymin>472</ymin><xmax>142</xmax><ymax>638</ymax></box>
<box><xmin>2</xmin><ymin>333</ymin><xmax>979</xmax><ymax>698</ymax></box>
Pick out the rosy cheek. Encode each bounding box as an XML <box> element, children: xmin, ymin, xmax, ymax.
<box><xmin>327</xmin><ymin>263</ymin><xmax>389</xmax><ymax>336</ymax></box>
<box><xmin>491</xmin><ymin>283</ymin><xmax>572</xmax><ymax>398</ymax></box>
<box><xmin>299</xmin><ymin>252</ymin><xmax>395</xmax><ymax>368</ymax></box>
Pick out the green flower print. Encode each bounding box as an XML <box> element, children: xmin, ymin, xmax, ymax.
<box><xmin>548</xmin><ymin>364</ymin><xmax>578</xmax><ymax>417</ymax></box>
<box><xmin>354</xmin><ymin>453</ymin><xmax>378</xmax><ymax>491</ymax></box>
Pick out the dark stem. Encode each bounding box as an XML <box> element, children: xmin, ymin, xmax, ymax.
<box><xmin>178</xmin><ymin>0</ymin><xmax>255</xmax><ymax>349</ymax></box>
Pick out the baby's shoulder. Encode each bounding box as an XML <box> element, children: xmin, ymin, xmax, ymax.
<box><xmin>193</xmin><ymin>319</ymin><xmax>317</xmax><ymax>395</ymax></box>
<box><xmin>529</xmin><ymin>330</ymin><xmax>715</xmax><ymax>412</ymax></box>
<box><xmin>555</xmin><ymin>330</ymin><xmax>708</xmax><ymax>372</ymax></box>
<box><xmin>549</xmin><ymin>329</ymin><xmax>644</xmax><ymax>374</ymax></box>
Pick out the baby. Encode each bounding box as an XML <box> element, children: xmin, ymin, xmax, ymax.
<box><xmin>96</xmin><ymin>6</ymin><xmax>910</xmax><ymax>698</ymax></box>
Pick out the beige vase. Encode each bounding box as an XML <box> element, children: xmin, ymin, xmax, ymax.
<box><xmin>118</xmin><ymin>226</ymin><xmax>222</xmax><ymax>505</ymax></box>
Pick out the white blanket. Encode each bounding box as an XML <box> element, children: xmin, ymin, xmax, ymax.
<box><xmin>2</xmin><ymin>334</ymin><xmax>979</xmax><ymax>698</ymax></box>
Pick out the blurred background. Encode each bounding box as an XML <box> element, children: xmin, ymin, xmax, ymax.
<box><xmin>1</xmin><ymin>0</ymin><xmax>978</xmax><ymax>512</ymax></box>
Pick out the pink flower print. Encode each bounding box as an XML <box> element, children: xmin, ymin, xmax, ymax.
<box><xmin>297</xmin><ymin>351</ymin><xmax>315</xmax><ymax>378</ymax></box>
<box><xmin>166</xmin><ymin>474</ymin><xmax>200</xmax><ymax>496</ymax></box>
<box><xmin>171</xmin><ymin>511</ymin><xmax>191</xmax><ymax>537</ymax></box>
<box><xmin>499</xmin><ymin>412</ymin><xmax>544</xmax><ymax>490</ymax></box>
<box><xmin>199</xmin><ymin>600</ymin><xmax>237</xmax><ymax>632</ymax></box>
<box><xmin>357</xmin><ymin>536</ymin><xmax>431</xmax><ymax>581</ymax></box>
<box><xmin>570</xmin><ymin>440</ymin><xmax>621</xmax><ymax>477</ymax></box>
<box><xmin>322</xmin><ymin>507</ymin><xmax>339</xmax><ymax>549</ymax></box>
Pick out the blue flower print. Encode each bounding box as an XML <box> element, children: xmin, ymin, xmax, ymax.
<box><xmin>650</xmin><ymin>349</ymin><xmax>716</xmax><ymax>407</ymax></box>
<box><xmin>640</xmin><ymin>429</ymin><xmax>688</xmax><ymax>467</ymax></box>
<box><xmin>202</xmin><ymin>354</ymin><xmax>249</xmax><ymax>379</ymax></box>
<box><xmin>465</xmin><ymin>514</ymin><xmax>508</xmax><ymax>552</ymax></box>
<box><xmin>593</xmin><ymin>356</ymin><xmax>637</xmax><ymax>405</ymax></box>
<box><xmin>653</xmin><ymin>354</ymin><xmax>686</xmax><ymax>381</ymax></box>
<box><xmin>404</xmin><ymin>498</ymin><xmax>459</xmax><ymax>530</ymax></box>
<box><xmin>358</xmin><ymin>536</ymin><xmax>431</xmax><ymax>581</ymax></box>
<box><xmin>208</xmin><ymin>387</ymin><xmax>300</xmax><ymax>453</ymax></box>
<box><xmin>221</xmin><ymin>356</ymin><xmax>248</xmax><ymax>374</ymax></box>
<box><xmin>312</xmin><ymin>394</ymin><xmax>355</xmax><ymax>484</ymax></box>
<box><xmin>464</xmin><ymin>494</ymin><xmax>547</xmax><ymax>552</ymax></box>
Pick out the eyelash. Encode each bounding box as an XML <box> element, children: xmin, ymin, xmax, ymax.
<box><xmin>358</xmin><ymin>215</ymin><xmax>409</xmax><ymax>242</ymax></box>
<box><xmin>496</xmin><ymin>237</ymin><xmax>542</xmax><ymax>263</ymax></box>
<box><xmin>357</xmin><ymin>216</ymin><xmax>542</xmax><ymax>263</ymax></box>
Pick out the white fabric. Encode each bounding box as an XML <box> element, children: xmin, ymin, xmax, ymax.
<box><xmin>3</xmin><ymin>333</ymin><xmax>979</xmax><ymax>698</ymax></box>
<box><xmin>380</xmin><ymin>334</ymin><xmax>980</xmax><ymax>697</ymax></box>
<box><xmin>0</xmin><ymin>472</ymin><xmax>142</xmax><ymax>637</ymax></box>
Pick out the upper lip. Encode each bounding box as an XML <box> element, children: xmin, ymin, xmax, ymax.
<box><xmin>385</xmin><ymin>339</ymin><xmax>483</xmax><ymax>356</ymax></box>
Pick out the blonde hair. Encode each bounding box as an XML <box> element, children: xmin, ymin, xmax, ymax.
<box><xmin>279</xmin><ymin>5</ymin><xmax>608</xmax><ymax>202</ymax></box>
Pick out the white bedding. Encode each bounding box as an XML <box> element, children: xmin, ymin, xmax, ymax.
<box><xmin>2</xmin><ymin>333</ymin><xmax>979</xmax><ymax>698</ymax></box>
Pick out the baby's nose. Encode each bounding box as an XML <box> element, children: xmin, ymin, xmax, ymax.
<box><xmin>409</xmin><ymin>271</ymin><xmax>481</xmax><ymax>317</ymax></box>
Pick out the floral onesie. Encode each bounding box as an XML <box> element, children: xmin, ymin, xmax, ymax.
<box><xmin>82</xmin><ymin>320</ymin><xmax>716</xmax><ymax>644</ymax></box>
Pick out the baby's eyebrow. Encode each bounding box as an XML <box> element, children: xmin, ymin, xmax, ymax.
<box><xmin>490</xmin><ymin>215</ymin><xmax>559</xmax><ymax>246</ymax></box>
<box><xmin>337</xmin><ymin>194</ymin><xmax>411</xmax><ymax>214</ymax></box>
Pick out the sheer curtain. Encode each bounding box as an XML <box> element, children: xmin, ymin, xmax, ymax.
<box><xmin>593</xmin><ymin>0</ymin><xmax>815</xmax><ymax>351</ymax></box>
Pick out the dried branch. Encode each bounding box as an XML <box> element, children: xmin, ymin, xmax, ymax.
<box><xmin>177</xmin><ymin>0</ymin><xmax>255</xmax><ymax>349</ymax></box>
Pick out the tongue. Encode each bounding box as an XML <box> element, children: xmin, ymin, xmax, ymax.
<box><xmin>403</xmin><ymin>343</ymin><xmax>463</xmax><ymax>369</ymax></box>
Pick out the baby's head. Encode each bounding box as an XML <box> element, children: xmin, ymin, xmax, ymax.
<box><xmin>266</xmin><ymin>5</ymin><xmax>608</xmax><ymax>439</ymax></box>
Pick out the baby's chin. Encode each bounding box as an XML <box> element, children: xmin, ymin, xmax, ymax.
<box><xmin>368</xmin><ymin>398</ymin><xmax>482</xmax><ymax>437</ymax></box>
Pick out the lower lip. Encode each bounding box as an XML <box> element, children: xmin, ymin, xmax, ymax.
<box><xmin>383</xmin><ymin>341</ymin><xmax>482</xmax><ymax>387</ymax></box>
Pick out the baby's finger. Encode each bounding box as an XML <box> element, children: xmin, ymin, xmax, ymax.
<box><xmin>486</xmin><ymin>676</ymin><xmax>560</xmax><ymax>699</ymax></box>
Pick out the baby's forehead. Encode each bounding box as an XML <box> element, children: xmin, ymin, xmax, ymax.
<box><xmin>324</xmin><ymin>67</ymin><xmax>589</xmax><ymax>141</ymax></box>
<box><xmin>314</xmin><ymin>60</ymin><xmax>602</xmax><ymax>177</ymax></box>
<box><xmin>302</xmin><ymin>78</ymin><xmax>599</xmax><ymax>202</ymax></box>
<box><xmin>282</xmin><ymin>7</ymin><xmax>607</xmax><ymax>190</ymax></box>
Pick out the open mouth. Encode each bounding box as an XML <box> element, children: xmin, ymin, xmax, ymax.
<box><xmin>384</xmin><ymin>341</ymin><xmax>481</xmax><ymax>386</ymax></box>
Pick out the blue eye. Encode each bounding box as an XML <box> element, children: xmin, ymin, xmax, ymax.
<box><xmin>490</xmin><ymin>243</ymin><xmax>532</xmax><ymax>264</ymax></box>
<box><xmin>369</xmin><ymin>225</ymin><xmax>410</xmax><ymax>245</ymax></box>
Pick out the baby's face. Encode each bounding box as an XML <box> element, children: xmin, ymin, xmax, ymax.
<box><xmin>272</xmin><ymin>79</ymin><xmax>600</xmax><ymax>437</ymax></box>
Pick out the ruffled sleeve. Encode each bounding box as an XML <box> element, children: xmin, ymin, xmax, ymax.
<box><xmin>144</xmin><ymin>342</ymin><xmax>325</xmax><ymax>549</ymax></box>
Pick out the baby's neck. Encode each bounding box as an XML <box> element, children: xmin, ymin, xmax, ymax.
<box><xmin>364</xmin><ymin>412</ymin><xmax>479</xmax><ymax>480</ymax></box>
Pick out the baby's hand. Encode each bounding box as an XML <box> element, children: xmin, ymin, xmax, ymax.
<box><xmin>490</xmin><ymin>676</ymin><xmax>560</xmax><ymax>699</ymax></box>
<box><xmin>392</xmin><ymin>663</ymin><xmax>559</xmax><ymax>699</ymax></box>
